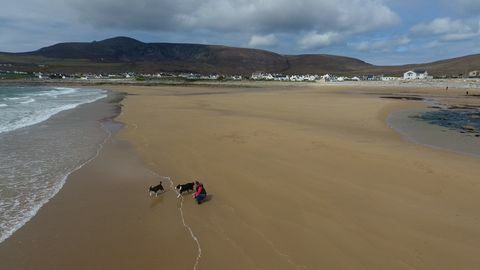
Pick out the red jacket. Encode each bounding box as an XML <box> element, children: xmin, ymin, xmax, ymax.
<box><xmin>194</xmin><ymin>185</ymin><xmax>206</xmax><ymax>196</ymax></box>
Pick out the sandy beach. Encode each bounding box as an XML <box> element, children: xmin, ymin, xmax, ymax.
<box><xmin>1</xmin><ymin>83</ymin><xmax>480</xmax><ymax>269</ymax></box>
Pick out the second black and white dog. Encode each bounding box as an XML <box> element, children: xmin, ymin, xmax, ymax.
<box><xmin>148</xmin><ymin>181</ymin><xmax>164</xmax><ymax>197</ymax></box>
<box><xmin>175</xmin><ymin>182</ymin><xmax>195</xmax><ymax>196</ymax></box>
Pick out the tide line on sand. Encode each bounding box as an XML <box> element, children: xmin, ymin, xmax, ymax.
<box><xmin>148</xmin><ymin>167</ymin><xmax>202</xmax><ymax>270</ymax></box>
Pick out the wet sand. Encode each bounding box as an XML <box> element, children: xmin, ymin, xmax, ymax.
<box><xmin>2</xmin><ymin>83</ymin><xmax>480</xmax><ymax>269</ymax></box>
<box><xmin>388</xmin><ymin>108</ymin><xmax>480</xmax><ymax>158</ymax></box>
<box><xmin>0</xmin><ymin>133</ymin><xmax>197</xmax><ymax>269</ymax></box>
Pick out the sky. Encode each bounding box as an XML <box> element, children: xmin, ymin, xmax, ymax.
<box><xmin>1</xmin><ymin>0</ymin><xmax>480</xmax><ymax>65</ymax></box>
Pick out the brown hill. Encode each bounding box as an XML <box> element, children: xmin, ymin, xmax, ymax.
<box><xmin>0</xmin><ymin>37</ymin><xmax>479</xmax><ymax>76</ymax></box>
<box><xmin>369</xmin><ymin>54</ymin><xmax>480</xmax><ymax>77</ymax></box>
<box><xmin>285</xmin><ymin>54</ymin><xmax>373</xmax><ymax>74</ymax></box>
<box><xmin>0</xmin><ymin>37</ymin><xmax>369</xmax><ymax>75</ymax></box>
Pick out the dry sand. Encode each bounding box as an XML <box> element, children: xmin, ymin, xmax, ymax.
<box><xmin>2</xmin><ymin>83</ymin><xmax>480</xmax><ymax>269</ymax></box>
<box><xmin>113</xmin><ymin>84</ymin><xmax>480</xmax><ymax>269</ymax></box>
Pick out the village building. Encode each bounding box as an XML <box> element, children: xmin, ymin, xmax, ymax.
<box><xmin>403</xmin><ymin>69</ymin><xmax>429</xmax><ymax>80</ymax></box>
<box><xmin>361</xmin><ymin>74</ymin><xmax>382</xmax><ymax>81</ymax></box>
<box><xmin>469</xmin><ymin>70</ymin><xmax>480</xmax><ymax>78</ymax></box>
<box><xmin>251</xmin><ymin>72</ymin><xmax>274</xmax><ymax>80</ymax></box>
<box><xmin>381</xmin><ymin>76</ymin><xmax>399</xmax><ymax>81</ymax></box>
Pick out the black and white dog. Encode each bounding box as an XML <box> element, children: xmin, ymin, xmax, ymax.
<box><xmin>175</xmin><ymin>182</ymin><xmax>195</xmax><ymax>196</ymax></box>
<box><xmin>148</xmin><ymin>181</ymin><xmax>164</xmax><ymax>197</ymax></box>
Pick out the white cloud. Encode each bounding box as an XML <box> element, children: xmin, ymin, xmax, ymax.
<box><xmin>70</xmin><ymin>0</ymin><xmax>399</xmax><ymax>35</ymax></box>
<box><xmin>444</xmin><ymin>0</ymin><xmax>480</xmax><ymax>14</ymax></box>
<box><xmin>424</xmin><ymin>40</ymin><xmax>442</xmax><ymax>49</ymax></box>
<box><xmin>248</xmin><ymin>34</ymin><xmax>278</xmax><ymax>48</ymax></box>
<box><xmin>411</xmin><ymin>17</ymin><xmax>472</xmax><ymax>35</ymax></box>
<box><xmin>353</xmin><ymin>36</ymin><xmax>411</xmax><ymax>51</ymax></box>
<box><xmin>0</xmin><ymin>0</ymin><xmax>400</xmax><ymax>52</ymax></box>
<box><xmin>411</xmin><ymin>17</ymin><xmax>480</xmax><ymax>42</ymax></box>
<box><xmin>298</xmin><ymin>31</ymin><xmax>343</xmax><ymax>49</ymax></box>
<box><xmin>440</xmin><ymin>32</ymin><xmax>480</xmax><ymax>42</ymax></box>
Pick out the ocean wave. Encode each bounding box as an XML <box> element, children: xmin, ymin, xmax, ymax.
<box><xmin>0</xmin><ymin>93</ymin><xmax>107</xmax><ymax>134</ymax></box>
<box><xmin>0</xmin><ymin>173</ymin><xmax>68</xmax><ymax>243</ymax></box>
<box><xmin>0</xmin><ymin>89</ymin><xmax>111</xmax><ymax>243</ymax></box>
<box><xmin>54</xmin><ymin>87</ymin><xmax>76</xmax><ymax>91</ymax></box>
<box><xmin>33</xmin><ymin>87</ymin><xmax>77</xmax><ymax>97</ymax></box>
<box><xmin>0</xmin><ymin>104</ymin><xmax>7</xmax><ymax>107</ymax></box>
<box><xmin>0</xmin><ymin>126</ymin><xmax>110</xmax><ymax>243</ymax></box>
<box><xmin>20</xmin><ymin>98</ymin><xmax>35</xmax><ymax>104</ymax></box>
<box><xmin>51</xmin><ymin>87</ymin><xmax>77</xmax><ymax>95</ymax></box>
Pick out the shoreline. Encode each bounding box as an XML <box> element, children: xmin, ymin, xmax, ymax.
<box><xmin>1</xmin><ymin>83</ymin><xmax>480</xmax><ymax>269</ymax></box>
<box><xmin>0</xmin><ymin>86</ymin><xmax>198</xmax><ymax>269</ymax></box>
<box><xmin>0</xmin><ymin>87</ymin><xmax>120</xmax><ymax>244</ymax></box>
<box><xmin>387</xmin><ymin>108</ymin><xmax>480</xmax><ymax>159</ymax></box>
<box><xmin>339</xmin><ymin>84</ymin><xmax>480</xmax><ymax>158</ymax></box>
<box><xmin>2</xmin><ymin>77</ymin><xmax>480</xmax><ymax>91</ymax></box>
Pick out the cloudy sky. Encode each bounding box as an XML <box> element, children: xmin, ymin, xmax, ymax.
<box><xmin>1</xmin><ymin>0</ymin><xmax>480</xmax><ymax>65</ymax></box>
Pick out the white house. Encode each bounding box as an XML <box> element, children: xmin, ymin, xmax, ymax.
<box><xmin>469</xmin><ymin>70</ymin><xmax>480</xmax><ymax>78</ymax></box>
<box><xmin>251</xmin><ymin>72</ymin><xmax>274</xmax><ymax>80</ymax></box>
<box><xmin>320</xmin><ymin>74</ymin><xmax>332</xmax><ymax>82</ymax></box>
<box><xmin>403</xmin><ymin>69</ymin><xmax>428</xmax><ymax>80</ymax></box>
<box><xmin>382</xmin><ymin>76</ymin><xmax>399</xmax><ymax>81</ymax></box>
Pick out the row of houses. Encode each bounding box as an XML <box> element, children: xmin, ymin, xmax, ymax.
<box><xmin>251</xmin><ymin>73</ymin><xmax>318</xmax><ymax>82</ymax></box>
<box><xmin>251</xmin><ymin>71</ymin><xmax>437</xmax><ymax>82</ymax></box>
<box><xmin>253</xmin><ymin>69</ymin><xmax>478</xmax><ymax>82</ymax></box>
<box><xmin>7</xmin><ymin>68</ymin><xmax>480</xmax><ymax>82</ymax></box>
<box><xmin>403</xmin><ymin>69</ymin><xmax>480</xmax><ymax>79</ymax></box>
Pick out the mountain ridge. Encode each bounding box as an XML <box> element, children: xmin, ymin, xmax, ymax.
<box><xmin>1</xmin><ymin>37</ymin><xmax>479</xmax><ymax>76</ymax></box>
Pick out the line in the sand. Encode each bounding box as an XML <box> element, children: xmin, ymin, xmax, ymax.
<box><xmin>164</xmin><ymin>176</ymin><xmax>202</xmax><ymax>270</ymax></box>
<box><xmin>133</xmin><ymin>121</ymin><xmax>201</xmax><ymax>269</ymax></box>
<box><xmin>147</xmin><ymin>167</ymin><xmax>202</xmax><ymax>270</ymax></box>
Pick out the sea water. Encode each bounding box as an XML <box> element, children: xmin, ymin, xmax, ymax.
<box><xmin>418</xmin><ymin>108</ymin><xmax>480</xmax><ymax>133</ymax></box>
<box><xmin>0</xmin><ymin>85</ymin><xmax>109</xmax><ymax>243</ymax></box>
<box><xmin>388</xmin><ymin>107</ymin><xmax>480</xmax><ymax>158</ymax></box>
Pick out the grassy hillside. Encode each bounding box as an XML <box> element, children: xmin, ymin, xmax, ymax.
<box><xmin>1</xmin><ymin>37</ymin><xmax>479</xmax><ymax>76</ymax></box>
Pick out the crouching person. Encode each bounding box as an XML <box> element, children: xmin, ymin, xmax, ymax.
<box><xmin>193</xmin><ymin>181</ymin><xmax>207</xmax><ymax>204</ymax></box>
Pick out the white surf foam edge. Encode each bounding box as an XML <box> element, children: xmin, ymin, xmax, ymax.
<box><xmin>0</xmin><ymin>92</ymin><xmax>107</xmax><ymax>135</ymax></box>
<box><xmin>0</xmin><ymin>120</ymin><xmax>112</xmax><ymax>243</ymax></box>
<box><xmin>0</xmin><ymin>94</ymin><xmax>112</xmax><ymax>244</ymax></box>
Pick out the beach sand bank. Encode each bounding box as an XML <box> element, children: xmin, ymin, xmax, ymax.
<box><xmin>113</xmin><ymin>84</ymin><xmax>480</xmax><ymax>269</ymax></box>
<box><xmin>2</xmin><ymin>83</ymin><xmax>480</xmax><ymax>269</ymax></box>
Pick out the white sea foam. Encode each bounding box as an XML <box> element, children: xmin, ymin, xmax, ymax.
<box><xmin>20</xmin><ymin>98</ymin><xmax>35</xmax><ymax>104</ymax></box>
<box><xmin>54</xmin><ymin>87</ymin><xmax>77</xmax><ymax>94</ymax></box>
<box><xmin>33</xmin><ymin>87</ymin><xmax>77</xmax><ymax>97</ymax></box>
<box><xmin>0</xmin><ymin>86</ymin><xmax>110</xmax><ymax>243</ymax></box>
<box><xmin>54</xmin><ymin>87</ymin><xmax>77</xmax><ymax>92</ymax></box>
<box><xmin>0</xmin><ymin>121</ymin><xmax>112</xmax><ymax>243</ymax></box>
<box><xmin>0</xmin><ymin>93</ymin><xmax>107</xmax><ymax>134</ymax></box>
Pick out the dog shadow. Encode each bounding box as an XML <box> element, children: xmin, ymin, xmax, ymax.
<box><xmin>149</xmin><ymin>189</ymin><xmax>172</xmax><ymax>208</ymax></box>
<box><xmin>149</xmin><ymin>196</ymin><xmax>163</xmax><ymax>208</ymax></box>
